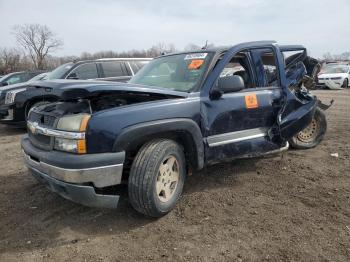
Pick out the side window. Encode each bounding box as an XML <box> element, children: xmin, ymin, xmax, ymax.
<box><xmin>130</xmin><ymin>61</ymin><xmax>149</xmax><ymax>74</ymax></box>
<box><xmin>70</xmin><ymin>63</ymin><xmax>98</xmax><ymax>80</ymax></box>
<box><xmin>101</xmin><ymin>61</ymin><xmax>125</xmax><ymax>77</ymax></box>
<box><xmin>252</xmin><ymin>49</ymin><xmax>278</xmax><ymax>87</ymax></box>
<box><xmin>219</xmin><ymin>52</ymin><xmax>253</xmax><ymax>88</ymax></box>
<box><xmin>7</xmin><ymin>74</ymin><xmax>22</xmax><ymax>85</ymax></box>
<box><xmin>24</xmin><ymin>73</ymin><xmax>36</xmax><ymax>82</ymax></box>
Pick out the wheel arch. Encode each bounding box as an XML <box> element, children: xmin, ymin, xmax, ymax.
<box><xmin>113</xmin><ymin>118</ymin><xmax>204</xmax><ymax>170</ymax></box>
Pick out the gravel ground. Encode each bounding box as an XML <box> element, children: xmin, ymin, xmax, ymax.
<box><xmin>0</xmin><ymin>90</ymin><xmax>349</xmax><ymax>262</ymax></box>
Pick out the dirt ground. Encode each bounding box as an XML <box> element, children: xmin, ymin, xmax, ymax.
<box><xmin>0</xmin><ymin>90</ymin><xmax>349</xmax><ymax>262</ymax></box>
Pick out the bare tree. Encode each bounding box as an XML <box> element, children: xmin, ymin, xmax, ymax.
<box><xmin>0</xmin><ymin>48</ymin><xmax>23</xmax><ymax>74</ymax></box>
<box><xmin>12</xmin><ymin>24</ymin><xmax>63</xmax><ymax>70</ymax></box>
<box><xmin>146</xmin><ymin>42</ymin><xmax>176</xmax><ymax>57</ymax></box>
<box><xmin>185</xmin><ymin>42</ymin><xmax>215</xmax><ymax>51</ymax></box>
<box><xmin>322</xmin><ymin>51</ymin><xmax>350</xmax><ymax>61</ymax></box>
<box><xmin>184</xmin><ymin>43</ymin><xmax>201</xmax><ymax>51</ymax></box>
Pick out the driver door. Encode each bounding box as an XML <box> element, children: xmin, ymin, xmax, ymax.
<box><xmin>202</xmin><ymin>49</ymin><xmax>282</xmax><ymax>164</ymax></box>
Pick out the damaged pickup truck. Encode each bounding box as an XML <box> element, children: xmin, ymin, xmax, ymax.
<box><xmin>21</xmin><ymin>41</ymin><xmax>328</xmax><ymax>217</ymax></box>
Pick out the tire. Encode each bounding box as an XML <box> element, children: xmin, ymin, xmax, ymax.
<box><xmin>128</xmin><ymin>139</ymin><xmax>186</xmax><ymax>217</ymax></box>
<box><xmin>289</xmin><ymin>108</ymin><xmax>327</xmax><ymax>149</ymax></box>
<box><xmin>342</xmin><ymin>78</ymin><xmax>349</xmax><ymax>88</ymax></box>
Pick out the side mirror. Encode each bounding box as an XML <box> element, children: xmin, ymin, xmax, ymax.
<box><xmin>2</xmin><ymin>82</ymin><xmax>9</xmax><ymax>86</ymax></box>
<box><xmin>218</xmin><ymin>75</ymin><xmax>245</xmax><ymax>93</ymax></box>
<box><xmin>67</xmin><ymin>73</ymin><xmax>79</xmax><ymax>80</ymax></box>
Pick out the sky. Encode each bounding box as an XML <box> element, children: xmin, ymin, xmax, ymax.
<box><xmin>0</xmin><ymin>0</ymin><xmax>349</xmax><ymax>58</ymax></box>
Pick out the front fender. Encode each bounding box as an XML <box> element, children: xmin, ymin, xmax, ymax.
<box><xmin>113</xmin><ymin>118</ymin><xmax>204</xmax><ymax>170</ymax></box>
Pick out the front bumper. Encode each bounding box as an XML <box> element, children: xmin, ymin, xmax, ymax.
<box><xmin>0</xmin><ymin>105</ymin><xmax>12</xmax><ymax>120</ymax></box>
<box><xmin>22</xmin><ymin>135</ymin><xmax>125</xmax><ymax>208</ymax></box>
<box><xmin>0</xmin><ymin>104</ymin><xmax>25</xmax><ymax>125</ymax></box>
<box><xmin>318</xmin><ymin>79</ymin><xmax>343</xmax><ymax>85</ymax></box>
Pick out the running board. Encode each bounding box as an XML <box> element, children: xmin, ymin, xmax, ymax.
<box><xmin>234</xmin><ymin>142</ymin><xmax>289</xmax><ymax>160</ymax></box>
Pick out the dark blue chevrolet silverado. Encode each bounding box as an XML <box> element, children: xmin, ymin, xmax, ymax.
<box><xmin>21</xmin><ymin>41</ymin><xmax>328</xmax><ymax>217</ymax></box>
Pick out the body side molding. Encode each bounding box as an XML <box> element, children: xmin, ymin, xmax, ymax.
<box><xmin>206</xmin><ymin>128</ymin><xmax>268</xmax><ymax>147</ymax></box>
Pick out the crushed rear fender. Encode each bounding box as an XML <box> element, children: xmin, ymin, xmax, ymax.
<box><xmin>278</xmin><ymin>97</ymin><xmax>317</xmax><ymax>140</ymax></box>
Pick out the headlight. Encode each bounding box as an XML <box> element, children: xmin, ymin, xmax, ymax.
<box><xmin>54</xmin><ymin>114</ymin><xmax>90</xmax><ymax>154</ymax></box>
<box><xmin>57</xmin><ymin>114</ymin><xmax>90</xmax><ymax>132</ymax></box>
<box><xmin>5</xmin><ymin>88</ymin><xmax>27</xmax><ymax>104</ymax></box>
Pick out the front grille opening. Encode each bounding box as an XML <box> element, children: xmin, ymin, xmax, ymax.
<box><xmin>29</xmin><ymin>154</ymin><xmax>40</xmax><ymax>163</ymax></box>
<box><xmin>28</xmin><ymin>111</ymin><xmax>57</xmax><ymax>128</ymax></box>
<box><xmin>28</xmin><ymin>131</ymin><xmax>52</xmax><ymax>150</ymax></box>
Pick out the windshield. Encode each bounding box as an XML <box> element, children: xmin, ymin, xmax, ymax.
<box><xmin>0</xmin><ymin>75</ymin><xmax>6</xmax><ymax>82</ymax></box>
<box><xmin>129</xmin><ymin>52</ymin><xmax>212</xmax><ymax>92</ymax></box>
<box><xmin>0</xmin><ymin>72</ymin><xmax>24</xmax><ymax>85</ymax></box>
<box><xmin>44</xmin><ymin>62</ymin><xmax>73</xmax><ymax>80</ymax></box>
<box><xmin>323</xmin><ymin>65</ymin><xmax>350</xmax><ymax>74</ymax></box>
<box><xmin>0</xmin><ymin>73</ymin><xmax>15</xmax><ymax>83</ymax></box>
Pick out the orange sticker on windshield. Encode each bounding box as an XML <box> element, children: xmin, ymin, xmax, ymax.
<box><xmin>188</xmin><ymin>59</ymin><xmax>204</xmax><ymax>70</ymax></box>
<box><xmin>245</xmin><ymin>94</ymin><xmax>258</xmax><ymax>109</ymax></box>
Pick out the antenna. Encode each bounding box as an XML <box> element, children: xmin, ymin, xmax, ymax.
<box><xmin>201</xmin><ymin>40</ymin><xmax>208</xmax><ymax>50</ymax></box>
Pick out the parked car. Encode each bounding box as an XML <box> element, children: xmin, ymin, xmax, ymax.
<box><xmin>317</xmin><ymin>64</ymin><xmax>350</xmax><ymax>89</ymax></box>
<box><xmin>0</xmin><ymin>71</ymin><xmax>45</xmax><ymax>87</ymax></box>
<box><xmin>21</xmin><ymin>41</ymin><xmax>329</xmax><ymax>217</ymax></box>
<box><xmin>0</xmin><ymin>58</ymin><xmax>151</xmax><ymax>125</ymax></box>
<box><xmin>0</xmin><ymin>72</ymin><xmax>50</xmax><ymax>122</ymax></box>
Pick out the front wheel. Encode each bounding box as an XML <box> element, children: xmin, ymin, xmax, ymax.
<box><xmin>342</xmin><ymin>78</ymin><xmax>349</xmax><ymax>88</ymax></box>
<box><xmin>289</xmin><ymin>108</ymin><xmax>327</xmax><ymax>149</ymax></box>
<box><xmin>128</xmin><ymin>139</ymin><xmax>186</xmax><ymax>217</ymax></box>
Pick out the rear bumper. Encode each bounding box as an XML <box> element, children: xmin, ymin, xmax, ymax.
<box><xmin>21</xmin><ymin>135</ymin><xmax>125</xmax><ymax>208</ymax></box>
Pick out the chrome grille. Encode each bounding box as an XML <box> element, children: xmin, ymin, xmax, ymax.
<box><xmin>27</xmin><ymin>111</ymin><xmax>57</xmax><ymax>150</ymax></box>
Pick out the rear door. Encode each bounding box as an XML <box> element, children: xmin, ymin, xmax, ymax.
<box><xmin>67</xmin><ymin>63</ymin><xmax>99</xmax><ymax>80</ymax></box>
<box><xmin>99</xmin><ymin>61</ymin><xmax>131</xmax><ymax>82</ymax></box>
<box><xmin>128</xmin><ymin>60</ymin><xmax>150</xmax><ymax>75</ymax></box>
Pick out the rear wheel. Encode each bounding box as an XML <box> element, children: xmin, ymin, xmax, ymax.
<box><xmin>289</xmin><ymin>108</ymin><xmax>327</xmax><ymax>149</ymax></box>
<box><xmin>128</xmin><ymin>139</ymin><xmax>186</xmax><ymax>217</ymax></box>
<box><xmin>342</xmin><ymin>78</ymin><xmax>349</xmax><ymax>88</ymax></box>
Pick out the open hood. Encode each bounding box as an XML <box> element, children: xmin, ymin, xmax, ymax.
<box><xmin>29</xmin><ymin>80</ymin><xmax>188</xmax><ymax>101</ymax></box>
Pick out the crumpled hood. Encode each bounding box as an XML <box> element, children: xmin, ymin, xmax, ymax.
<box><xmin>30</xmin><ymin>79</ymin><xmax>188</xmax><ymax>100</ymax></box>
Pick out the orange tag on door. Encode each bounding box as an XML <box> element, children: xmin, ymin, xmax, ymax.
<box><xmin>188</xmin><ymin>59</ymin><xmax>204</xmax><ymax>70</ymax></box>
<box><xmin>245</xmin><ymin>94</ymin><xmax>258</xmax><ymax>109</ymax></box>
